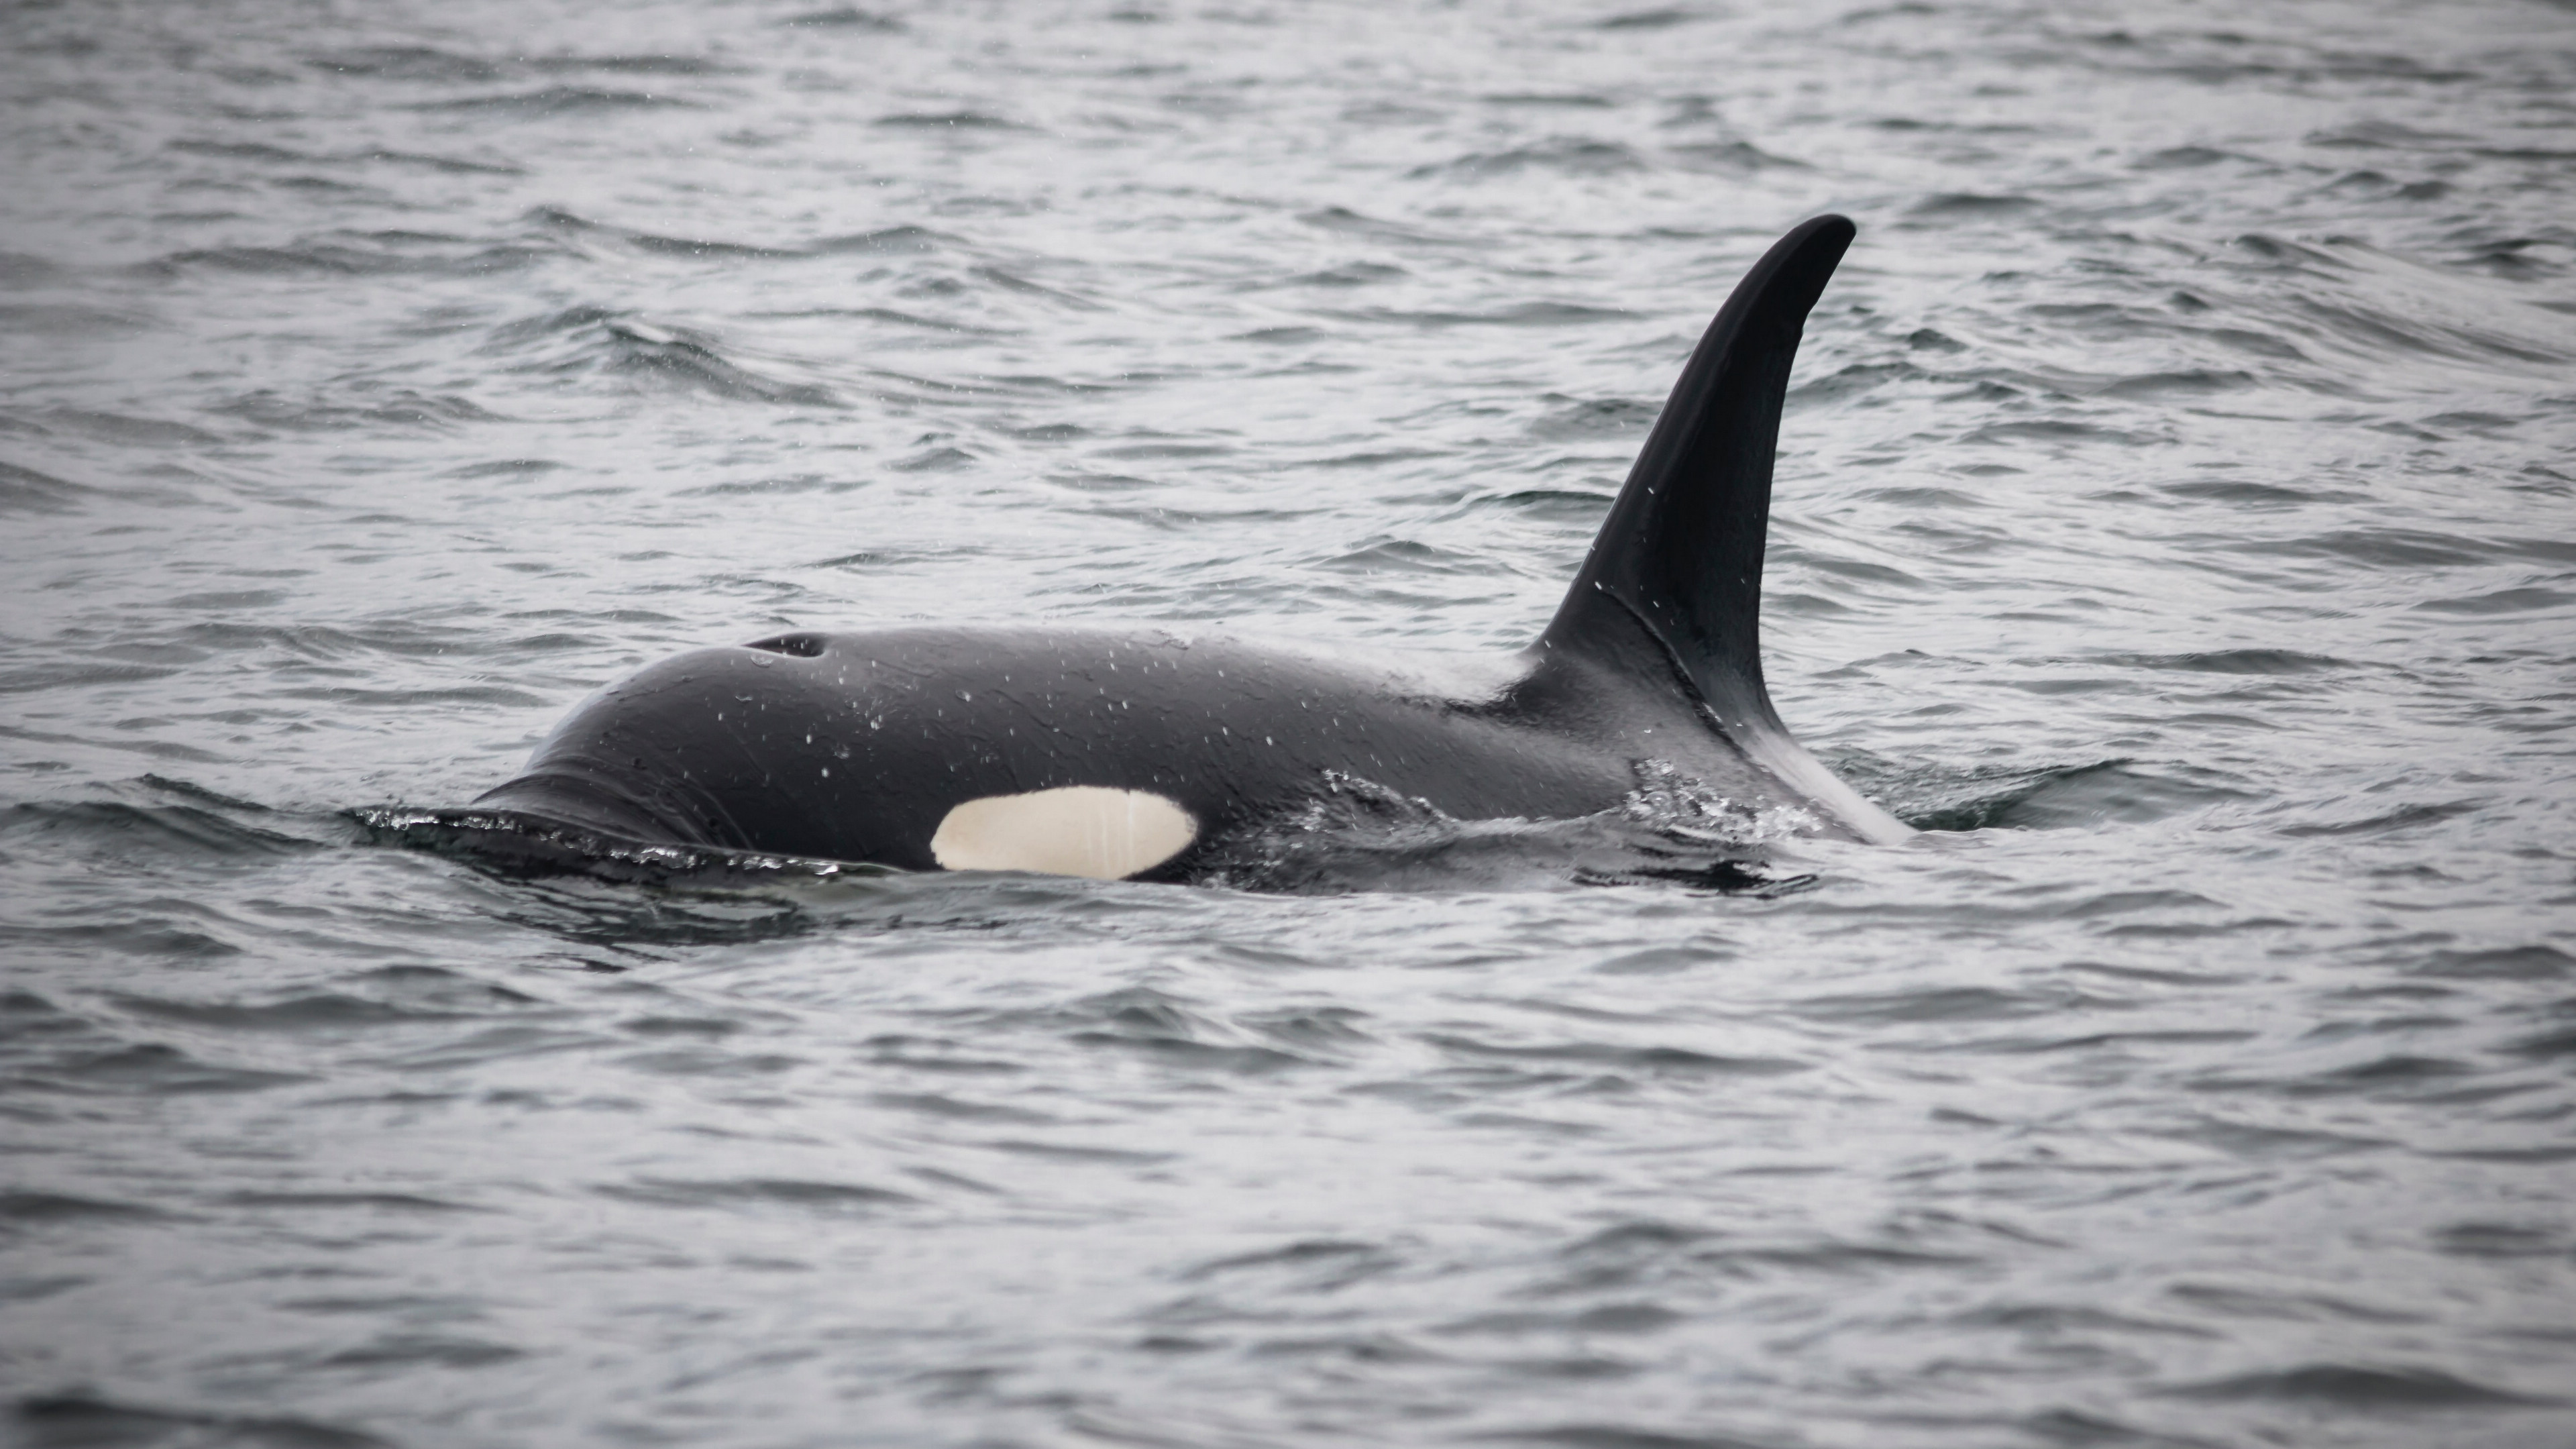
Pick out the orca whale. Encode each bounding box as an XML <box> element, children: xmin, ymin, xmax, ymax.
<box><xmin>466</xmin><ymin>214</ymin><xmax>1912</xmax><ymax>881</ymax></box>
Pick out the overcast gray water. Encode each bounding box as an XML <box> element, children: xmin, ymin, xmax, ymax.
<box><xmin>5</xmin><ymin>1</ymin><xmax>2575</xmax><ymax>1446</ymax></box>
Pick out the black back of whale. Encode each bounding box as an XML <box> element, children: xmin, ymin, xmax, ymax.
<box><xmin>472</xmin><ymin>215</ymin><xmax>1911</xmax><ymax>874</ymax></box>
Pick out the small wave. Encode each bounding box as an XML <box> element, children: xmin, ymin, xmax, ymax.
<box><xmin>2069</xmin><ymin>33</ymin><xmax>2480</xmax><ymax>86</ymax></box>
<box><xmin>114</xmin><ymin>990</ymin><xmax>468</xmax><ymax>1034</ymax></box>
<box><xmin>1229</xmin><ymin>324</ymin><xmax>1322</xmax><ymax>346</ymax></box>
<box><xmin>810</xmin><ymin>225</ymin><xmax>966</xmax><ymax>254</ymax></box>
<box><xmin>597</xmin><ymin>1176</ymin><xmax>920</xmax><ymax>1212</ymax></box>
<box><xmin>0</xmin><ymin>251</ymin><xmax>64</xmax><ymax>288</ymax></box>
<box><xmin>1786</xmin><ymin>358</ymin><xmax>1924</xmax><ymax>405</ymax></box>
<box><xmin>1320</xmin><ymin>539</ymin><xmax>1489</xmax><ymax>576</ymax></box>
<box><xmin>529</xmin><ymin>207</ymin><xmax>965</xmax><ymax>264</ymax></box>
<box><xmin>2414</xmin><ymin>586</ymin><xmax>2573</xmax><ymax>616</ymax></box>
<box><xmin>780</xmin><ymin>5</ymin><xmax>907</xmax><ymax>29</ymax></box>
<box><xmin>482</xmin><ymin>307</ymin><xmax>840</xmax><ymax>407</ymax></box>
<box><xmin>0</xmin><ymin>1189</ymin><xmax>176</xmax><ymax>1224</ymax></box>
<box><xmin>992</xmin><ymin>993</ymin><xmax>1305</xmax><ymax>1074</ymax></box>
<box><xmin>2161</xmin><ymin>1362</ymin><xmax>2561</xmax><ymax>1408</ymax></box>
<box><xmin>1867</xmin><ymin>759</ymin><xmax>2253</xmax><ymax>831</ymax></box>
<box><xmin>2436</xmin><ymin>1222</ymin><xmax>2571</xmax><ymax>1258</ymax></box>
<box><xmin>1280</xmin><ymin>260</ymin><xmax>1406</xmax><ymax>288</ymax></box>
<box><xmin>2095</xmin><ymin>367</ymin><xmax>2257</xmax><ymax>398</ymax></box>
<box><xmin>305</xmin><ymin>44</ymin><xmax>506</xmax><ymax>83</ymax></box>
<box><xmin>220</xmin><ymin>1189</ymin><xmax>484</xmax><ymax>1213</ymax></box>
<box><xmin>141</xmin><ymin>231</ymin><xmax>556</xmax><ymax>280</ymax></box>
<box><xmin>1960</xmin><ymin>418</ymin><xmax>2164</xmax><ymax>449</ymax></box>
<box><xmin>985</xmin><ymin>1137</ymin><xmax>1176</xmax><ymax>1165</ymax></box>
<box><xmin>18</xmin><ymin>1041</ymin><xmax>306</xmax><ymax>1095</ymax></box>
<box><xmin>2266</xmin><ymin>527</ymin><xmax>2500</xmax><ymax>568</ymax></box>
<box><xmin>2188</xmin><ymin>1053</ymin><xmax>2476</xmax><ymax>1103</ymax></box>
<box><xmin>2167</xmin><ymin>1280</ymin><xmax>2425</xmax><ymax>1325</ymax></box>
<box><xmin>1529</xmin><ymin>395</ymin><xmax>1658</xmax><ymax>439</ymax></box>
<box><xmin>212</xmin><ymin>388</ymin><xmax>504</xmax><ymax>433</ymax></box>
<box><xmin>1470</xmin><ymin>488</ymin><xmax>1616</xmax><ymax>521</ymax></box>
<box><xmin>168</xmin><ymin>138</ymin><xmax>316</xmax><ymax>164</ymax></box>
<box><xmin>867</xmin><ymin>1090</ymin><xmax>1055</xmax><ymax>1124</ymax></box>
<box><xmin>1593</xmin><ymin>6</ymin><xmax>1704</xmax><ymax>29</ymax></box>
<box><xmin>1182</xmin><ymin>1238</ymin><xmax>1399</xmax><ymax>1290</ymax></box>
<box><xmin>969</xmin><ymin>265</ymin><xmax>1108</xmax><ymax>312</ymax></box>
<box><xmin>139</xmin><ymin>621</ymin><xmax>486</xmax><ymax>664</ymax></box>
<box><xmin>170</xmin><ymin>137</ymin><xmax>527</xmax><ymax>178</ymax></box>
<box><xmin>2410</xmin><ymin>945</ymin><xmax>2573</xmax><ymax>981</ymax></box>
<box><xmin>1789</xmin><ymin>985</ymin><xmax>2064</xmax><ymax>1026</ymax></box>
<box><xmin>1324</xmin><ymin>301</ymin><xmax>1634</xmax><ymax>329</ymax></box>
<box><xmin>626</xmin><ymin>231</ymin><xmax>806</xmax><ymax>262</ymax></box>
<box><xmin>13</xmin><ymin>1395</ymin><xmax>391</xmax><ymax>1449</ymax></box>
<box><xmin>891</xmin><ymin>445</ymin><xmax>977</xmax><ymax>472</ymax></box>
<box><xmin>29</xmin><ymin>408</ymin><xmax>223</xmax><ymax>447</ymax></box>
<box><xmin>0</xmin><ymin>660</ymin><xmax>189</xmax><ymax>697</ymax></box>
<box><xmin>415</xmin><ymin>87</ymin><xmax>701</xmax><ymax>115</ymax></box>
<box><xmin>1441</xmin><ymin>1304</ymin><xmax>1683</xmax><ymax>1339</ymax></box>
<box><xmin>2099</xmin><ymin>648</ymin><xmax>2352</xmax><ymax>675</ymax></box>
<box><xmin>526</xmin><ymin>54</ymin><xmax>733</xmax><ymax>77</ymax></box>
<box><xmin>0</xmin><ymin>460</ymin><xmax>88</xmax><ymax>514</ymax></box>
<box><xmin>1909</xmin><ymin>193</ymin><xmax>2041</xmax><ymax>217</ymax></box>
<box><xmin>359</xmin><ymin>147</ymin><xmax>523</xmax><ymax>175</ymax></box>
<box><xmin>1295</xmin><ymin>207</ymin><xmax>1468</xmax><ymax>246</ymax></box>
<box><xmin>323</xmin><ymin>1335</ymin><xmax>523</xmax><ymax>1369</ymax></box>
<box><xmin>2222</xmin><ymin>235</ymin><xmax>2575</xmax><ymax>370</ymax></box>
<box><xmin>1426</xmin><ymin>1032</ymin><xmax>1808</xmax><ymax>1079</ymax></box>
<box><xmin>2133</xmin><ymin>144</ymin><xmax>2237</xmax><ymax>169</ymax></box>
<box><xmin>2308</xmin><ymin>119</ymin><xmax>2473</xmax><ymax>152</ymax></box>
<box><xmin>1065</xmin><ymin>1024</ymin><xmax>1306</xmax><ymax>1074</ymax></box>
<box><xmin>1481</xmin><ymin>91</ymin><xmax>1616</xmax><ymax>109</ymax></box>
<box><xmin>873</xmin><ymin>111</ymin><xmax>1028</xmax><ymax>131</ymax></box>
<box><xmin>525</xmin><ymin>205</ymin><xmax>791</xmax><ymax>260</ymax></box>
<box><xmin>0</xmin><ymin>796</ymin><xmax>321</xmax><ymax>863</ymax></box>
<box><xmin>1095</xmin><ymin>440</ymin><xmax>1232</xmax><ymax>460</ymax></box>
<box><xmin>683</xmin><ymin>472</ymin><xmax>870</xmax><ymax>498</ymax></box>
<box><xmin>2159</xmin><ymin>478</ymin><xmax>2347</xmax><ymax>505</ymax></box>
<box><xmin>1413</xmin><ymin>138</ymin><xmax>1648</xmax><ymax>180</ymax></box>
<box><xmin>2275</xmin><ymin>800</ymin><xmax>2479</xmax><ymax>838</ymax></box>
<box><xmin>1664</xmin><ymin>139</ymin><xmax>1807</xmax><ymax>174</ymax></box>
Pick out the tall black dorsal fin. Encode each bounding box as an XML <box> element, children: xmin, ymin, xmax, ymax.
<box><xmin>1535</xmin><ymin>215</ymin><xmax>1910</xmax><ymax>841</ymax></box>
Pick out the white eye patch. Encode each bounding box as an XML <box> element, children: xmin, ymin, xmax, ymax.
<box><xmin>928</xmin><ymin>786</ymin><xmax>1198</xmax><ymax>880</ymax></box>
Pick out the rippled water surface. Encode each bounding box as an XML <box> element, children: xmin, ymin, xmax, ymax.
<box><xmin>5</xmin><ymin>1</ymin><xmax>2575</xmax><ymax>1445</ymax></box>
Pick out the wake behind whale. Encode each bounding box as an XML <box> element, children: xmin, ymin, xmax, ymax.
<box><xmin>401</xmin><ymin>215</ymin><xmax>1913</xmax><ymax>888</ymax></box>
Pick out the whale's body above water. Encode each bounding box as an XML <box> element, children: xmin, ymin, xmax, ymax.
<box><xmin>468</xmin><ymin>215</ymin><xmax>1913</xmax><ymax>881</ymax></box>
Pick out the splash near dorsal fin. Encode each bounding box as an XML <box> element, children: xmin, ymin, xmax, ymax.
<box><xmin>1536</xmin><ymin>214</ymin><xmax>1910</xmax><ymax>842</ymax></box>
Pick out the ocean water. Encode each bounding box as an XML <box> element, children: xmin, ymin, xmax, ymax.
<box><xmin>3</xmin><ymin>1</ymin><xmax>2573</xmax><ymax>1446</ymax></box>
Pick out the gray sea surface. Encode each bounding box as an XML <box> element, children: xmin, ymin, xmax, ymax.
<box><xmin>4</xmin><ymin>0</ymin><xmax>2574</xmax><ymax>1445</ymax></box>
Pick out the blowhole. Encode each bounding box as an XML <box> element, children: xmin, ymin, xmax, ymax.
<box><xmin>745</xmin><ymin>633</ymin><xmax>826</xmax><ymax>657</ymax></box>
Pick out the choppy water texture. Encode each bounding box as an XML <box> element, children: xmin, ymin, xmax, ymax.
<box><xmin>5</xmin><ymin>0</ymin><xmax>2575</xmax><ymax>1444</ymax></box>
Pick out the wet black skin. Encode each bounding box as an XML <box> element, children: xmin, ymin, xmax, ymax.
<box><xmin>470</xmin><ymin>215</ymin><xmax>1914</xmax><ymax>873</ymax></box>
<box><xmin>469</xmin><ymin>623</ymin><xmax>1792</xmax><ymax>878</ymax></box>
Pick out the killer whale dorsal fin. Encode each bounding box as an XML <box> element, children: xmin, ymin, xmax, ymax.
<box><xmin>1540</xmin><ymin>214</ymin><xmax>1852</xmax><ymax>727</ymax></box>
<box><xmin>1535</xmin><ymin>214</ymin><xmax>1911</xmax><ymax>842</ymax></box>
